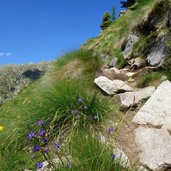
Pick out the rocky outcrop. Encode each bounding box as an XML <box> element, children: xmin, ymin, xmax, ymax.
<box><xmin>94</xmin><ymin>76</ymin><xmax>133</xmax><ymax>95</ymax></box>
<box><xmin>119</xmin><ymin>86</ymin><xmax>155</xmax><ymax>108</ymax></box>
<box><xmin>147</xmin><ymin>36</ymin><xmax>168</xmax><ymax>66</ymax></box>
<box><xmin>133</xmin><ymin>80</ymin><xmax>171</xmax><ymax>131</ymax></box>
<box><xmin>132</xmin><ymin>80</ymin><xmax>171</xmax><ymax>170</ymax></box>
<box><xmin>135</xmin><ymin>126</ymin><xmax>171</xmax><ymax>171</ymax></box>
<box><xmin>122</xmin><ymin>34</ymin><xmax>139</xmax><ymax>60</ymax></box>
<box><xmin>108</xmin><ymin>58</ymin><xmax>118</xmax><ymax>68</ymax></box>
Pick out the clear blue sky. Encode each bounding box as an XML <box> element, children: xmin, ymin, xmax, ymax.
<box><xmin>0</xmin><ymin>0</ymin><xmax>122</xmax><ymax>65</ymax></box>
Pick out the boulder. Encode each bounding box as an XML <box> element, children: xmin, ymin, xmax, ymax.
<box><xmin>133</xmin><ymin>80</ymin><xmax>171</xmax><ymax>131</ymax></box>
<box><xmin>122</xmin><ymin>34</ymin><xmax>139</xmax><ymax>59</ymax></box>
<box><xmin>94</xmin><ymin>76</ymin><xmax>133</xmax><ymax>95</ymax></box>
<box><xmin>147</xmin><ymin>35</ymin><xmax>168</xmax><ymax>66</ymax></box>
<box><xmin>130</xmin><ymin>57</ymin><xmax>146</xmax><ymax>68</ymax></box>
<box><xmin>119</xmin><ymin>86</ymin><xmax>155</xmax><ymax>108</ymax></box>
<box><xmin>135</xmin><ymin>126</ymin><xmax>171</xmax><ymax>171</ymax></box>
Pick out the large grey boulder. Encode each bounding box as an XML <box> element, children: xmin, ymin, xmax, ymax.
<box><xmin>133</xmin><ymin>80</ymin><xmax>171</xmax><ymax>131</ymax></box>
<box><xmin>122</xmin><ymin>34</ymin><xmax>139</xmax><ymax>59</ymax></box>
<box><xmin>147</xmin><ymin>43</ymin><xmax>167</xmax><ymax>66</ymax></box>
<box><xmin>94</xmin><ymin>76</ymin><xmax>133</xmax><ymax>95</ymax></box>
<box><xmin>119</xmin><ymin>86</ymin><xmax>155</xmax><ymax>108</ymax></box>
<box><xmin>147</xmin><ymin>35</ymin><xmax>169</xmax><ymax>67</ymax></box>
<box><xmin>135</xmin><ymin>126</ymin><xmax>171</xmax><ymax>171</ymax></box>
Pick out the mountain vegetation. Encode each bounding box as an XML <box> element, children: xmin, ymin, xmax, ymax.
<box><xmin>1</xmin><ymin>0</ymin><xmax>171</xmax><ymax>170</ymax></box>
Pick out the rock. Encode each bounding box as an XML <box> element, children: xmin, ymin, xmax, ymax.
<box><xmin>122</xmin><ymin>34</ymin><xmax>139</xmax><ymax>59</ymax></box>
<box><xmin>108</xmin><ymin>58</ymin><xmax>118</xmax><ymax>68</ymax></box>
<box><xmin>94</xmin><ymin>76</ymin><xmax>133</xmax><ymax>95</ymax></box>
<box><xmin>147</xmin><ymin>36</ymin><xmax>168</xmax><ymax>66</ymax></box>
<box><xmin>134</xmin><ymin>126</ymin><xmax>171</xmax><ymax>171</ymax></box>
<box><xmin>119</xmin><ymin>86</ymin><xmax>155</xmax><ymax>108</ymax></box>
<box><xmin>133</xmin><ymin>80</ymin><xmax>171</xmax><ymax>131</ymax></box>
<box><xmin>131</xmin><ymin>57</ymin><xmax>146</xmax><ymax>68</ymax></box>
<box><xmin>137</xmin><ymin>166</ymin><xmax>148</xmax><ymax>171</ymax></box>
<box><xmin>115</xmin><ymin>148</ymin><xmax>131</xmax><ymax>168</ymax></box>
<box><xmin>125</xmin><ymin>72</ymin><xmax>136</xmax><ymax>77</ymax></box>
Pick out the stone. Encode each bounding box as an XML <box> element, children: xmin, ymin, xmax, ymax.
<box><xmin>147</xmin><ymin>36</ymin><xmax>168</xmax><ymax>66</ymax></box>
<box><xmin>94</xmin><ymin>76</ymin><xmax>133</xmax><ymax>95</ymax></box>
<box><xmin>119</xmin><ymin>86</ymin><xmax>155</xmax><ymax>108</ymax></box>
<box><xmin>122</xmin><ymin>34</ymin><xmax>139</xmax><ymax>59</ymax></box>
<box><xmin>132</xmin><ymin>57</ymin><xmax>146</xmax><ymax>68</ymax></box>
<box><xmin>108</xmin><ymin>58</ymin><xmax>118</xmax><ymax>68</ymax></box>
<box><xmin>133</xmin><ymin>80</ymin><xmax>171</xmax><ymax>131</ymax></box>
<box><xmin>135</xmin><ymin>126</ymin><xmax>171</xmax><ymax>171</ymax></box>
<box><xmin>115</xmin><ymin>148</ymin><xmax>131</xmax><ymax>168</ymax></box>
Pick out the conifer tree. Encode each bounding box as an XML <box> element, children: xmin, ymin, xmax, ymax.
<box><xmin>100</xmin><ymin>12</ymin><xmax>112</xmax><ymax>30</ymax></box>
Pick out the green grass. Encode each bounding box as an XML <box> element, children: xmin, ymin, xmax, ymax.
<box><xmin>0</xmin><ymin>50</ymin><xmax>122</xmax><ymax>171</ymax></box>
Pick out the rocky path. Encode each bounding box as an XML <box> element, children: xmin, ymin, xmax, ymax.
<box><xmin>94</xmin><ymin>67</ymin><xmax>171</xmax><ymax>171</ymax></box>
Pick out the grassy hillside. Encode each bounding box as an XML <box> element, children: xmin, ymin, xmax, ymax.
<box><xmin>0</xmin><ymin>50</ymin><xmax>122</xmax><ymax>170</ymax></box>
<box><xmin>82</xmin><ymin>0</ymin><xmax>158</xmax><ymax>64</ymax></box>
<box><xmin>1</xmin><ymin>0</ymin><xmax>169</xmax><ymax>170</ymax></box>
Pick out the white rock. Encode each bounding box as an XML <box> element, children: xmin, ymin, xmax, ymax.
<box><xmin>94</xmin><ymin>76</ymin><xmax>133</xmax><ymax>95</ymax></box>
<box><xmin>133</xmin><ymin>80</ymin><xmax>171</xmax><ymax>131</ymax></box>
<box><xmin>135</xmin><ymin>126</ymin><xmax>171</xmax><ymax>171</ymax></box>
<box><xmin>119</xmin><ymin>86</ymin><xmax>155</xmax><ymax>107</ymax></box>
<box><xmin>115</xmin><ymin>148</ymin><xmax>131</xmax><ymax>168</ymax></box>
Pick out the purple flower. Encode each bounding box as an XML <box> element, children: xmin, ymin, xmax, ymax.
<box><xmin>36</xmin><ymin>161</ymin><xmax>43</xmax><ymax>169</ymax></box>
<box><xmin>78</xmin><ymin>97</ymin><xmax>83</xmax><ymax>103</ymax></box>
<box><xmin>43</xmin><ymin>147</ymin><xmax>49</xmax><ymax>153</ymax></box>
<box><xmin>112</xmin><ymin>153</ymin><xmax>116</xmax><ymax>160</ymax></box>
<box><xmin>93</xmin><ymin>115</ymin><xmax>98</xmax><ymax>120</ymax></box>
<box><xmin>66</xmin><ymin>162</ymin><xmax>71</xmax><ymax>169</ymax></box>
<box><xmin>83</xmin><ymin>105</ymin><xmax>88</xmax><ymax>110</ymax></box>
<box><xmin>108</xmin><ymin>128</ymin><xmax>114</xmax><ymax>134</ymax></box>
<box><xmin>77</xmin><ymin>112</ymin><xmax>81</xmax><ymax>118</ymax></box>
<box><xmin>42</xmin><ymin>138</ymin><xmax>48</xmax><ymax>143</ymax></box>
<box><xmin>54</xmin><ymin>143</ymin><xmax>60</xmax><ymax>149</ymax></box>
<box><xmin>33</xmin><ymin>145</ymin><xmax>40</xmax><ymax>152</ymax></box>
<box><xmin>37</xmin><ymin>120</ymin><xmax>43</xmax><ymax>126</ymax></box>
<box><xmin>69</xmin><ymin>110</ymin><xmax>75</xmax><ymax>115</ymax></box>
<box><xmin>28</xmin><ymin>131</ymin><xmax>35</xmax><ymax>140</ymax></box>
<box><xmin>38</xmin><ymin>130</ymin><xmax>45</xmax><ymax>136</ymax></box>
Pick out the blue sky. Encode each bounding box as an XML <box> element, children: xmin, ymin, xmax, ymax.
<box><xmin>0</xmin><ymin>0</ymin><xmax>122</xmax><ymax>65</ymax></box>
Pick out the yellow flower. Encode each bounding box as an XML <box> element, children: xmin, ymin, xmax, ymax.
<box><xmin>0</xmin><ymin>126</ymin><xmax>4</xmax><ymax>131</ymax></box>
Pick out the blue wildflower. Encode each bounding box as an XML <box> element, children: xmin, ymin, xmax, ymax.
<box><xmin>36</xmin><ymin>161</ymin><xmax>43</xmax><ymax>169</ymax></box>
<box><xmin>108</xmin><ymin>128</ymin><xmax>114</xmax><ymax>134</ymax></box>
<box><xmin>66</xmin><ymin>162</ymin><xmax>71</xmax><ymax>169</ymax></box>
<box><xmin>28</xmin><ymin>131</ymin><xmax>35</xmax><ymax>140</ymax></box>
<box><xmin>54</xmin><ymin>143</ymin><xmax>60</xmax><ymax>149</ymax></box>
<box><xmin>69</xmin><ymin>110</ymin><xmax>75</xmax><ymax>115</ymax></box>
<box><xmin>78</xmin><ymin>97</ymin><xmax>83</xmax><ymax>103</ymax></box>
<box><xmin>42</xmin><ymin>137</ymin><xmax>48</xmax><ymax>143</ymax></box>
<box><xmin>33</xmin><ymin>145</ymin><xmax>40</xmax><ymax>152</ymax></box>
<box><xmin>37</xmin><ymin>120</ymin><xmax>43</xmax><ymax>126</ymax></box>
<box><xmin>93</xmin><ymin>115</ymin><xmax>98</xmax><ymax>120</ymax></box>
<box><xmin>83</xmin><ymin>105</ymin><xmax>88</xmax><ymax>110</ymax></box>
<box><xmin>112</xmin><ymin>153</ymin><xmax>116</xmax><ymax>160</ymax></box>
<box><xmin>77</xmin><ymin>112</ymin><xmax>81</xmax><ymax>118</ymax></box>
<box><xmin>43</xmin><ymin>147</ymin><xmax>49</xmax><ymax>153</ymax></box>
<box><xmin>38</xmin><ymin>130</ymin><xmax>45</xmax><ymax>136</ymax></box>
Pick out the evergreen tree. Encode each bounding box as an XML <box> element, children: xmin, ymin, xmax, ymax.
<box><xmin>100</xmin><ymin>12</ymin><xmax>112</xmax><ymax>30</ymax></box>
<box><xmin>120</xmin><ymin>0</ymin><xmax>136</xmax><ymax>8</ymax></box>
